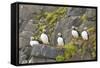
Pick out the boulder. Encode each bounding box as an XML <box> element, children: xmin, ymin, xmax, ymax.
<box><xmin>28</xmin><ymin>56</ymin><xmax>55</xmax><ymax>63</ymax></box>
<box><xmin>31</xmin><ymin>44</ymin><xmax>65</xmax><ymax>59</ymax></box>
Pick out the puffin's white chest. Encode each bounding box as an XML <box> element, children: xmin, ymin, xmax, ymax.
<box><xmin>30</xmin><ymin>40</ymin><xmax>39</xmax><ymax>46</ymax></box>
<box><xmin>72</xmin><ymin>30</ymin><xmax>79</xmax><ymax>38</ymax></box>
<box><xmin>57</xmin><ymin>37</ymin><xmax>64</xmax><ymax>46</ymax></box>
<box><xmin>81</xmin><ymin>31</ymin><xmax>88</xmax><ymax>40</ymax></box>
<box><xmin>40</xmin><ymin>33</ymin><xmax>49</xmax><ymax>44</ymax></box>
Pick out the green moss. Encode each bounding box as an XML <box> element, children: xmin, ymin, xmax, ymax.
<box><xmin>45</xmin><ymin>13</ymin><xmax>54</xmax><ymax>21</ymax></box>
<box><xmin>92</xmin><ymin>51</ymin><xmax>96</xmax><ymax>58</ymax></box>
<box><xmin>88</xmin><ymin>27</ymin><xmax>96</xmax><ymax>47</ymax></box>
<box><xmin>87</xmin><ymin>27</ymin><xmax>95</xmax><ymax>33</ymax></box>
<box><xmin>35</xmin><ymin>15</ymin><xmax>42</xmax><ymax>20</ymax></box>
<box><xmin>64</xmin><ymin>42</ymin><xmax>77</xmax><ymax>60</ymax></box>
<box><xmin>80</xmin><ymin>14</ymin><xmax>87</xmax><ymax>22</ymax></box>
<box><xmin>92</xmin><ymin>46</ymin><xmax>96</xmax><ymax>58</ymax></box>
<box><xmin>56</xmin><ymin>55</ymin><xmax>65</xmax><ymax>62</ymax></box>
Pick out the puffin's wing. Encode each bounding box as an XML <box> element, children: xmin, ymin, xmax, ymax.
<box><xmin>61</xmin><ymin>35</ymin><xmax>65</xmax><ymax>45</ymax></box>
<box><xmin>88</xmin><ymin>32</ymin><xmax>89</xmax><ymax>40</ymax></box>
<box><xmin>63</xmin><ymin>37</ymin><xmax>65</xmax><ymax>45</ymax></box>
<box><xmin>86</xmin><ymin>31</ymin><xmax>89</xmax><ymax>40</ymax></box>
<box><xmin>77</xmin><ymin>30</ymin><xmax>81</xmax><ymax>37</ymax></box>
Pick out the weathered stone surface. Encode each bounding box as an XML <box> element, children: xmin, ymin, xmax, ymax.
<box><xmin>28</xmin><ymin>56</ymin><xmax>56</xmax><ymax>63</ymax></box>
<box><xmin>19</xmin><ymin>50</ymin><xmax>27</xmax><ymax>64</ymax></box>
<box><xmin>67</xmin><ymin>8</ymin><xmax>86</xmax><ymax>16</ymax></box>
<box><xmin>31</xmin><ymin>44</ymin><xmax>64</xmax><ymax>59</ymax></box>
<box><xmin>85</xmin><ymin>9</ymin><xmax>96</xmax><ymax>21</ymax></box>
<box><xmin>43</xmin><ymin>6</ymin><xmax>58</xmax><ymax>12</ymax></box>
<box><xmin>22</xmin><ymin>46</ymin><xmax>32</xmax><ymax>58</ymax></box>
<box><xmin>79</xmin><ymin>21</ymin><xmax>96</xmax><ymax>31</ymax></box>
<box><xmin>19</xmin><ymin>31</ymin><xmax>33</xmax><ymax>48</ymax></box>
<box><xmin>31</xmin><ymin>45</ymin><xmax>42</xmax><ymax>56</ymax></box>
<box><xmin>19</xmin><ymin>37</ymin><xmax>29</xmax><ymax>48</ymax></box>
<box><xmin>19</xmin><ymin>5</ymin><xmax>43</xmax><ymax>21</ymax></box>
<box><xmin>19</xmin><ymin>20</ymin><xmax>27</xmax><ymax>32</ymax></box>
<box><xmin>19</xmin><ymin>31</ymin><xmax>33</xmax><ymax>39</ymax></box>
<box><xmin>23</xmin><ymin>20</ymin><xmax>38</xmax><ymax>33</ymax></box>
<box><xmin>19</xmin><ymin>46</ymin><xmax>33</xmax><ymax>64</ymax></box>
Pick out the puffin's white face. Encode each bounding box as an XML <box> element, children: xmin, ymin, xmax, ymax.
<box><xmin>72</xmin><ymin>26</ymin><xmax>75</xmax><ymax>29</ymax></box>
<box><xmin>58</xmin><ymin>33</ymin><xmax>62</xmax><ymax>36</ymax></box>
<box><xmin>84</xmin><ymin>27</ymin><xmax>87</xmax><ymax>30</ymax></box>
<box><xmin>43</xmin><ymin>29</ymin><xmax>46</xmax><ymax>33</ymax></box>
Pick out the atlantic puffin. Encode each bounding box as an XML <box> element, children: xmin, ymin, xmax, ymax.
<box><xmin>71</xmin><ymin>26</ymin><xmax>80</xmax><ymax>39</ymax></box>
<box><xmin>30</xmin><ymin>36</ymin><xmax>39</xmax><ymax>46</ymax></box>
<box><xmin>40</xmin><ymin>29</ymin><xmax>49</xmax><ymax>45</ymax></box>
<box><xmin>81</xmin><ymin>27</ymin><xmax>89</xmax><ymax>40</ymax></box>
<box><xmin>57</xmin><ymin>33</ymin><xmax>64</xmax><ymax>47</ymax></box>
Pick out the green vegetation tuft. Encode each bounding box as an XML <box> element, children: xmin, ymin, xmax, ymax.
<box><xmin>88</xmin><ymin>27</ymin><xmax>96</xmax><ymax>33</ymax></box>
<box><xmin>80</xmin><ymin>14</ymin><xmax>87</xmax><ymax>22</ymax></box>
<box><xmin>64</xmin><ymin>42</ymin><xmax>77</xmax><ymax>60</ymax></box>
<box><xmin>56</xmin><ymin>55</ymin><xmax>65</xmax><ymax>62</ymax></box>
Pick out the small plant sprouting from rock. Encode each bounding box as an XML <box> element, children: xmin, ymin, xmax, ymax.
<box><xmin>80</xmin><ymin>14</ymin><xmax>87</xmax><ymax>22</ymax></box>
<box><xmin>64</xmin><ymin>42</ymin><xmax>77</xmax><ymax>60</ymax></box>
<box><xmin>56</xmin><ymin>55</ymin><xmax>65</xmax><ymax>62</ymax></box>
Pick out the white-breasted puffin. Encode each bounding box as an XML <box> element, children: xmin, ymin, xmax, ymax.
<box><xmin>57</xmin><ymin>33</ymin><xmax>65</xmax><ymax>47</ymax></box>
<box><xmin>71</xmin><ymin>26</ymin><xmax>80</xmax><ymax>39</ymax></box>
<box><xmin>40</xmin><ymin>29</ymin><xmax>49</xmax><ymax>45</ymax></box>
<box><xmin>30</xmin><ymin>37</ymin><xmax>39</xmax><ymax>46</ymax></box>
<box><xmin>81</xmin><ymin>27</ymin><xmax>89</xmax><ymax>40</ymax></box>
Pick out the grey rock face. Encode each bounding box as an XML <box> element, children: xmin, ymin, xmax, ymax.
<box><xmin>28</xmin><ymin>56</ymin><xmax>55</xmax><ymax>63</ymax></box>
<box><xmin>67</xmin><ymin>8</ymin><xmax>86</xmax><ymax>16</ymax></box>
<box><xmin>19</xmin><ymin>37</ymin><xmax>29</xmax><ymax>48</ymax></box>
<box><xmin>23</xmin><ymin>20</ymin><xmax>38</xmax><ymax>32</ymax></box>
<box><xmin>31</xmin><ymin>45</ymin><xmax>42</xmax><ymax>56</ymax></box>
<box><xmin>43</xmin><ymin>6</ymin><xmax>58</xmax><ymax>12</ymax></box>
<box><xmin>79</xmin><ymin>21</ymin><xmax>96</xmax><ymax>30</ymax></box>
<box><xmin>19</xmin><ymin>50</ymin><xmax>27</xmax><ymax>64</ymax></box>
<box><xmin>85</xmin><ymin>9</ymin><xmax>96</xmax><ymax>21</ymax></box>
<box><xmin>19</xmin><ymin>46</ymin><xmax>32</xmax><ymax>63</ymax></box>
<box><xmin>31</xmin><ymin>44</ymin><xmax>64</xmax><ymax>59</ymax></box>
<box><xmin>19</xmin><ymin>31</ymin><xmax>33</xmax><ymax>48</ymax></box>
<box><xmin>19</xmin><ymin>5</ymin><xmax>43</xmax><ymax>21</ymax></box>
<box><xmin>19</xmin><ymin>31</ymin><xmax>33</xmax><ymax>39</ymax></box>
